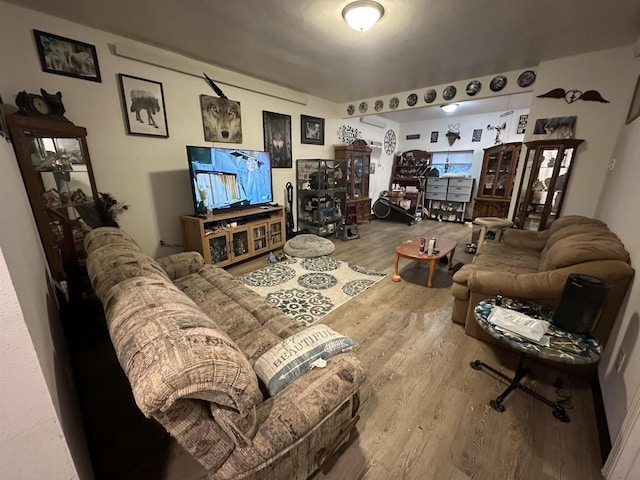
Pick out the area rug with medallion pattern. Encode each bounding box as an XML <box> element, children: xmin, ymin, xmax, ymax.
<box><xmin>239</xmin><ymin>256</ymin><xmax>387</xmax><ymax>325</ymax></box>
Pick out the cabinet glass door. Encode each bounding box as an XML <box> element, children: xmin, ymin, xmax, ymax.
<box><xmin>209</xmin><ymin>234</ymin><xmax>230</xmax><ymax>265</ymax></box>
<box><xmin>353</xmin><ymin>154</ymin><xmax>363</xmax><ymax>198</ymax></box>
<box><xmin>494</xmin><ymin>149</ymin><xmax>513</xmax><ymax>199</ymax></box>
<box><xmin>268</xmin><ymin>220</ymin><xmax>283</xmax><ymax>246</ymax></box>
<box><xmin>252</xmin><ymin>223</ymin><xmax>268</xmax><ymax>253</ymax></box>
<box><xmin>232</xmin><ymin>228</ymin><xmax>251</xmax><ymax>260</ymax></box>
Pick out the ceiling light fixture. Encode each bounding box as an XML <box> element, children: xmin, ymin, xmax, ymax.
<box><xmin>441</xmin><ymin>103</ymin><xmax>459</xmax><ymax>113</ymax></box>
<box><xmin>342</xmin><ymin>1</ymin><xmax>385</xmax><ymax>32</ymax></box>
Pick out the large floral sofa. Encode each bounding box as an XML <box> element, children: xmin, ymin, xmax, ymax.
<box><xmin>451</xmin><ymin>216</ymin><xmax>634</xmax><ymax>348</ymax></box>
<box><xmin>83</xmin><ymin>227</ymin><xmax>364</xmax><ymax>480</ymax></box>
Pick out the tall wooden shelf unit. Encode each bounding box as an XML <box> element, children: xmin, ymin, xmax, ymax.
<box><xmin>6</xmin><ymin>112</ymin><xmax>99</xmax><ymax>294</ymax></box>
<box><xmin>513</xmin><ymin>139</ymin><xmax>583</xmax><ymax>231</ymax></box>
<box><xmin>473</xmin><ymin>142</ymin><xmax>522</xmax><ymax>219</ymax></box>
<box><xmin>180</xmin><ymin>206</ymin><xmax>285</xmax><ymax>267</ymax></box>
<box><xmin>334</xmin><ymin>139</ymin><xmax>372</xmax><ymax>223</ymax></box>
<box><xmin>389</xmin><ymin>149</ymin><xmax>431</xmax><ymax>208</ymax></box>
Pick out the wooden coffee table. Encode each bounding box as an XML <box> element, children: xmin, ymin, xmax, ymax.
<box><xmin>391</xmin><ymin>237</ymin><xmax>458</xmax><ymax>288</ymax></box>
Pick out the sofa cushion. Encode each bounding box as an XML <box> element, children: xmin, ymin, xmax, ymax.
<box><xmin>104</xmin><ymin>276</ymin><xmax>262</xmax><ymax>429</ymax></box>
<box><xmin>156</xmin><ymin>251</ymin><xmax>205</xmax><ymax>280</ymax></box>
<box><xmin>539</xmin><ymin>233</ymin><xmax>630</xmax><ymax>271</ymax></box>
<box><xmin>84</xmin><ymin>226</ymin><xmax>141</xmax><ymax>252</ymax></box>
<box><xmin>86</xmin><ymin>247</ymin><xmax>170</xmax><ymax>302</ymax></box>
<box><xmin>175</xmin><ymin>265</ymin><xmax>302</xmax><ymax>363</ymax></box>
<box><xmin>541</xmin><ymin>222</ymin><xmax>611</xmax><ymax>257</ymax></box>
<box><xmin>254</xmin><ymin>325</ymin><xmax>357</xmax><ymax>396</ymax></box>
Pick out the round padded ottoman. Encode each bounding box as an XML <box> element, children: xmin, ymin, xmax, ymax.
<box><xmin>283</xmin><ymin>234</ymin><xmax>335</xmax><ymax>258</ymax></box>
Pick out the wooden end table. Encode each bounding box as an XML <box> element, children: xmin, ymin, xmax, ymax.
<box><xmin>391</xmin><ymin>237</ymin><xmax>457</xmax><ymax>288</ymax></box>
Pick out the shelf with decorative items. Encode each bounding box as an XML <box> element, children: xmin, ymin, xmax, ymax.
<box><xmin>473</xmin><ymin>142</ymin><xmax>522</xmax><ymax>219</ymax></box>
<box><xmin>296</xmin><ymin>159</ymin><xmax>348</xmax><ymax>237</ymax></box>
<box><xmin>513</xmin><ymin>139</ymin><xmax>583</xmax><ymax>231</ymax></box>
<box><xmin>180</xmin><ymin>206</ymin><xmax>286</xmax><ymax>267</ymax></box>
<box><xmin>389</xmin><ymin>149</ymin><xmax>432</xmax><ymax>209</ymax></box>
<box><xmin>5</xmin><ymin>110</ymin><xmax>100</xmax><ymax>299</ymax></box>
<box><xmin>334</xmin><ymin>139</ymin><xmax>372</xmax><ymax>223</ymax></box>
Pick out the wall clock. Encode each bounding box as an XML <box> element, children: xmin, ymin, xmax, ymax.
<box><xmin>384</xmin><ymin>130</ymin><xmax>396</xmax><ymax>155</ymax></box>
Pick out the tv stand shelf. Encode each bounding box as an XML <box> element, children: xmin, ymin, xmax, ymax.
<box><xmin>180</xmin><ymin>206</ymin><xmax>285</xmax><ymax>267</ymax></box>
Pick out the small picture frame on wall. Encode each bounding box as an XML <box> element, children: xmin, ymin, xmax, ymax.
<box><xmin>430</xmin><ymin>131</ymin><xmax>439</xmax><ymax>143</ymax></box>
<box><xmin>626</xmin><ymin>75</ymin><xmax>640</xmax><ymax>125</ymax></box>
<box><xmin>300</xmin><ymin>115</ymin><xmax>324</xmax><ymax>145</ymax></box>
<box><xmin>118</xmin><ymin>74</ymin><xmax>169</xmax><ymax>138</ymax></box>
<box><xmin>517</xmin><ymin>114</ymin><xmax>528</xmax><ymax>134</ymax></box>
<box><xmin>33</xmin><ymin>30</ymin><xmax>101</xmax><ymax>82</ymax></box>
<box><xmin>471</xmin><ymin>129</ymin><xmax>482</xmax><ymax>142</ymax></box>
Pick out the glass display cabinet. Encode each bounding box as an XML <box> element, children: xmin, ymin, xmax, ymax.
<box><xmin>296</xmin><ymin>159</ymin><xmax>348</xmax><ymax>236</ymax></box>
<box><xmin>513</xmin><ymin>139</ymin><xmax>584</xmax><ymax>231</ymax></box>
<box><xmin>6</xmin><ymin>113</ymin><xmax>99</xmax><ymax>295</ymax></box>
<box><xmin>473</xmin><ymin>142</ymin><xmax>522</xmax><ymax>219</ymax></box>
<box><xmin>334</xmin><ymin>139</ymin><xmax>371</xmax><ymax>223</ymax></box>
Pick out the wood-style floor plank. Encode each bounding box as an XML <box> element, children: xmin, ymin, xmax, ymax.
<box><xmin>75</xmin><ymin>218</ymin><xmax>605</xmax><ymax>480</ymax></box>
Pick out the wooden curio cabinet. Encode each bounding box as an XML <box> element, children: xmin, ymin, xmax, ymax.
<box><xmin>334</xmin><ymin>139</ymin><xmax>372</xmax><ymax>223</ymax></box>
<box><xmin>6</xmin><ymin>113</ymin><xmax>99</xmax><ymax>291</ymax></box>
<box><xmin>513</xmin><ymin>139</ymin><xmax>584</xmax><ymax>231</ymax></box>
<box><xmin>389</xmin><ymin>149</ymin><xmax>431</xmax><ymax>207</ymax></box>
<box><xmin>473</xmin><ymin>142</ymin><xmax>521</xmax><ymax>219</ymax></box>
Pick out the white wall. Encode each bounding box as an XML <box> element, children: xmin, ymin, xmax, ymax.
<box><xmin>595</xmin><ymin>106</ymin><xmax>640</xmax><ymax>440</ymax></box>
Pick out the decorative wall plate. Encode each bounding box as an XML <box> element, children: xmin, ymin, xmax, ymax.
<box><xmin>424</xmin><ymin>89</ymin><xmax>436</xmax><ymax>103</ymax></box>
<box><xmin>490</xmin><ymin>75</ymin><xmax>507</xmax><ymax>92</ymax></box>
<box><xmin>466</xmin><ymin>80</ymin><xmax>481</xmax><ymax>96</ymax></box>
<box><xmin>407</xmin><ymin>93</ymin><xmax>418</xmax><ymax>106</ymax></box>
<box><xmin>384</xmin><ymin>130</ymin><xmax>396</xmax><ymax>155</ymax></box>
<box><xmin>443</xmin><ymin>85</ymin><xmax>457</xmax><ymax>101</ymax></box>
<box><xmin>347</xmin><ymin>104</ymin><xmax>355</xmax><ymax>115</ymax></box>
<box><xmin>359</xmin><ymin>101</ymin><xmax>368</xmax><ymax>114</ymax></box>
<box><xmin>517</xmin><ymin>70</ymin><xmax>536</xmax><ymax>88</ymax></box>
<box><xmin>389</xmin><ymin>97</ymin><xmax>399</xmax><ymax>110</ymax></box>
<box><xmin>374</xmin><ymin>99</ymin><xmax>384</xmax><ymax>112</ymax></box>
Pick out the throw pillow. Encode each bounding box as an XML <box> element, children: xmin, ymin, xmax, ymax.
<box><xmin>254</xmin><ymin>324</ymin><xmax>357</xmax><ymax>396</ymax></box>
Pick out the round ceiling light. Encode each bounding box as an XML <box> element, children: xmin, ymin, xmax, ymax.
<box><xmin>342</xmin><ymin>1</ymin><xmax>385</xmax><ymax>32</ymax></box>
<box><xmin>441</xmin><ymin>104</ymin><xmax>459</xmax><ymax>113</ymax></box>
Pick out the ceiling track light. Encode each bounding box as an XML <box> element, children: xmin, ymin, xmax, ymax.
<box><xmin>342</xmin><ymin>1</ymin><xmax>385</xmax><ymax>32</ymax></box>
<box><xmin>441</xmin><ymin>103</ymin><xmax>459</xmax><ymax>113</ymax></box>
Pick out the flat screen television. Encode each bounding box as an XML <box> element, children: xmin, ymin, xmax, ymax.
<box><xmin>186</xmin><ymin>146</ymin><xmax>273</xmax><ymax>213</ymax></box>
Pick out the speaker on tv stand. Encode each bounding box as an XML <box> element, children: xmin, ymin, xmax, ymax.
<box><xmin>552</xmin><ymin>274</ymin><xmax>609</xmax><ymax>335</ymax></box>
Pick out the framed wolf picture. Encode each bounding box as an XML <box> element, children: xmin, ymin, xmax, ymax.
<box><xmin>118</xmin><ymin>74</ymin><xmax>169</xmax><ymax>137</ymax></box>
<box><xmin>200</xmin><ymin>95</ymin><xmax>243</xmax><ymax>143</ymax></box>
<box><xmin>263</xmin><ymin>111</ymin><xmax>292</xmax><ymax>168</ymax></box>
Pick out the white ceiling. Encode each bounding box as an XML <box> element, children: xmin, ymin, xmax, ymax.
<box><xmin>7</xmin><ymin>0</ymin><xmax>640</xmax><ymax>103</ymax></box>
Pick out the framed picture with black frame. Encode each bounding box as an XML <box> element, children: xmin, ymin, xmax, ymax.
<box><xmin>118</xmin><ymin>74</ymin><xmax>169</xmax><ymax>138</ymax></box>
<box><xmin>263</xmin><ymin>111</ymin><xmax>292</xmax><ymax>168</ymax></box>
<box><xmin>300</xmin><ymin>114</ymin><xmax>324</xmax><ymax>145</ymax></box>
<box><xmin>33</xmin><ymin>30</ymin><xmax>101</xmax><ymax>82</ymax></box>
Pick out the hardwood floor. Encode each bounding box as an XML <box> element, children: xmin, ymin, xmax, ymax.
<box><xmin>73</xmin><ymin>219</ymin><xmax>605</xmax><ymax>480</ymax></box>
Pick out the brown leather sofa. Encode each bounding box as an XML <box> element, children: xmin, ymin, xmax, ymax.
<box><xmin>451</xmin><ymin>216</ymin><xmax>634</xmax><ymax>349</ymax></box>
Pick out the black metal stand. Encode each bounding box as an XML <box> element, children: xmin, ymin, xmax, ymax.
<box><xmin>470</xmin><ymin>353</ymin><xmax>570</xmax><ymax>422</ymax></box>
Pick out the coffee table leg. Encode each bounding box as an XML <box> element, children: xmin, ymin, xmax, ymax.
<box><xmin>427</xmin><ymin>258</ymin><xmax>436</xmax><ymax>287</ymax></box>
<box><xmin>392</xmin><ymin>252</ymin><xmax>401</xmax><ymax>282</ymax></box>
<box><xmin>448</xmin><ymin>247</ymin><xmax>456</xmax><ymax>270</ymax></box>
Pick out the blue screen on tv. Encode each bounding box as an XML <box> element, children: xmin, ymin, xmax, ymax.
<box><xmin>187</xmin><ymin>146</ymin><xmax>273</xmax><ymax>212</ymax></box>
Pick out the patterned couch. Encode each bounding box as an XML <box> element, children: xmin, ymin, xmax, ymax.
<box><xmin>451</xmin><ymin>216</ymin><xmax>634</xmax><ymax>348</ymax></box>
<box><xmin>84</xmin><ymin>227</ymin><xmax>364</xmax><ymax>479</ymax></box>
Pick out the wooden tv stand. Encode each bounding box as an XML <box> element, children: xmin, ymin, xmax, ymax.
<box><xmin>180</xmin><ymin>205</ymin><xmax>285</xmax><ymax>267</ymax></box>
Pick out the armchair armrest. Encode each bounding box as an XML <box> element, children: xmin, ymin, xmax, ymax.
<box><xmin>156</xmin><ymin>251</ymin><xmax>204</xmax><ymax>280</ymax></box>
<box><xmin>501</xmin><ymin>228</ymin><xmax>550</xmax><ymax>251</ymax></box>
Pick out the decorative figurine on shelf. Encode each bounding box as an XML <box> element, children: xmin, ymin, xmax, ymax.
<box><xmin>42</xmin><ymin>188</ymin><xmax>61</xmax><ymax>207</ymax></box>
<box><xmin>266</xmin><ymin>251</ymin><xmax>277</xmax><ymax>263</ymax></box>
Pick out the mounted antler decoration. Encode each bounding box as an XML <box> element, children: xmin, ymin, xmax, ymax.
<box><xmin>203</xmin><ymin>73</ymin><xmax>228</xmax><ymax>99</ymax></box>
<box><xmin>487</xmin><ymin>121</ymin><xmax>507</xmax><ymax>144</ymax></box>
<box><xmin>445</xmin><ymin>124</ymin><xmax>461</xmax><ymax>146</ymax></box>
<box><xmin>537</xmin><ymin>88</ymin><xmax>609</xmax><ymax>104</ymax></box>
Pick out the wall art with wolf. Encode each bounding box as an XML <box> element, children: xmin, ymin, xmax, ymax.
<box><xmin>263</xmin><ymin>111</ymin><xmax>292</xmax><ymax>169</ymax></box>
<box><xmin>200</xmin><ymin>95</ymin><xmax>243</xmax><ymax>143</ymax></box>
